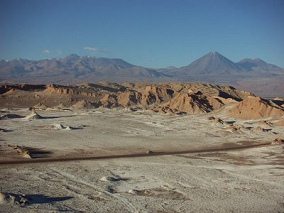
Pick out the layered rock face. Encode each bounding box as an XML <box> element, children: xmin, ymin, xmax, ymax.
<box><xmin>0</xmin><ymin>82</ymin><xmax>283</xmax><ymax>119</ymax></box>
<box><xmin>228</xmin><ymin>96</ymin><xmax>284</xmax><ymax>119</ymax></box>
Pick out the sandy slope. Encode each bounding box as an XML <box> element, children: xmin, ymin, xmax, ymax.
<box><xmin>0</xmin><ymin>108</ymin><xmax>283</xmax><ymax>212</ymax></box>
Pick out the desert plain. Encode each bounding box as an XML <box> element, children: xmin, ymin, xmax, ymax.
<box><xmin>0</xmin><ymin>82</ymin><xmax>284</xmax><ymax>212</ymax></box>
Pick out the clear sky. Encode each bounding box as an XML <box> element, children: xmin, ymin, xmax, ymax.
<box><xmin>0</xmin><ymin>0</ymin><xmax>284</xmax><ymax>68</ymax></box>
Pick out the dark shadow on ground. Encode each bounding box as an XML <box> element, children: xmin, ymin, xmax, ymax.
<box><xmin>24</xmin><ymin>147</ymin><xmax>53</xmax><ymax>158</ymax></box>
<box><xmin>0</xmin><ymin>128</ymin><xmax>13</xmax><ymax>132</ymax></box>
<box><xmin>26</xmin><ymin>194</ymin><xmax>73</xmax><ymax>205</ymax></box>
<box><xmin>68</xmin><ymin>126</ymin><xmax>84</xmax><ymax>130</ymax></box>
<box><xmin>40</xmin><ymin>115</ymin><xmax>77</xmax><ymax>119</ymax></box>
<box><xmin>0</xmin><ymin>114</ymin><xmax>24</xmax><ymax>120</ymax></box>
<box><xmin>6</xmin><ymin>193</ymin><xmax>73</xmax><ymax>206</ymax></box>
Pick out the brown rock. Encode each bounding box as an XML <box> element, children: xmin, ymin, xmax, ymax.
<box><xmin>228</xmin><ymin>96</ymin><xmax>284</xmax><ymax>119</ymax></box>
<box><xmin>272</xmin><ymin>138</ymin><xmax>284</xmax><ymax>145</ymax></box>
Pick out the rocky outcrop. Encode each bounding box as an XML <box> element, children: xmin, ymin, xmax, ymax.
<box><xmin>118</xmin><ymin>91</ymin><xmax>141</xmax><ymax>107</ymax></box>
<box><xmin>228</xmin><ymin>96</ymin><xmax>284</xmax><ymax>119</ymax></box>
<box><xmin>3</xmin><ymin>82</ymin><xmax>279</xmax><ymax>118</ymax></box>
<box><xmin>156</xmin><ymin>92</ymin><xmax>213</xmax><ymax>114</ymax></box>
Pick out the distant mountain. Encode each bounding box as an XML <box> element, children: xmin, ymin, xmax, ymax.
<box><xmin>0</xmin><ymin>55</ymin><xmax>167</xmax><ymax>84</ymax></box>
<box><xmin>0</xmin><ymin>52</ymin><xmax>283</xmax><ymax>97</ymax></box>
<box><xmin>237</xmin><ymin>58</ymin><xmax>283</xmax><ymax>74</ymax></box>
<box><xmin>164</xmin><ymin>51</ymin><xmax>284</xmax><ymax>77</ymax></box>
<box><xmin>174</xmin><ymin>51</ymin><xmax>243</xmax><ymax>75</ymax></box>
<box><xmin>161</xmin><ymin>52</ymin><xmax>284</xmax><ymax>97</ymax></box>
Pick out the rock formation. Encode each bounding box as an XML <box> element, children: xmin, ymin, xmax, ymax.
<box><xmin>228</xmin><ymin>96</ymin><xmax>284</xmax><ymax>119</ymax></box>
<box><xmin>1</xmin><ymin>82</ymin><xmax>283</xmax><ymax>120</ymax></box>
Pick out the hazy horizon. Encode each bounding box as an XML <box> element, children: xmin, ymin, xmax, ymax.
<box><xmin>2</xmin><ymin>51</ymin><xmax>284</xmax><ymax>70</ymax></box>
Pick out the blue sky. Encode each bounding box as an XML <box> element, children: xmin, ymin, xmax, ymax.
<box><xmin>0</xmin><ymin>0</ymin><xmax>283</xmax><ymax>68</ymax></box>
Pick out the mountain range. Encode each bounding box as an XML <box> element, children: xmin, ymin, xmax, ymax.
<box><xmin>0</xmin><ymin>52</ymin><xmax>283</xmax><ymax>97</ymax></box>
<box><xmin>166</xmin><ymin>51</ymin><xmax>283</xmax><ymax>75</ymax></box>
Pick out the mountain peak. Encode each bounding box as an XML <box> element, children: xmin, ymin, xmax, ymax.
<box><xmin>205</xmin><ymin>51</ymin><xmax>227</xmax><ymax>59</ymax></box>
<box><xmin>64</xmin><ymin>54</ymin><xmax>81</xmax><ymax>59</ymax></box>
<box><xmin>179</xmin><ymin>51</ymin><xmax>242</xmax><ymax>75</ymax></box>
<box><xmin>208</xmin><ymin>51</ymin><xmax>221</xmax><ymax>55</ymax></box>
<box><xmin>237</xmin><ymin>57</ymin><xmax>283</xmax><ymax>72</ymax></box>
<box><xmin>239</xmin><ymin>58</ymin><xmax>265</xmax><ymax>63</ymax></box>
<box><xmin>94</xmin><ymin>57</ymin><xmax>134</xmax><ymax>69</ymax></box>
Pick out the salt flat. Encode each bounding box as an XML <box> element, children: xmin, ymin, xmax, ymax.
<box><xmin>0</xmin><ymin>108</ymin><xmax>283</xmax><ymax>212</ymax></box>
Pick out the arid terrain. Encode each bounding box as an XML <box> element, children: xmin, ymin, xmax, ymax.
<box><xmin>1</xmin><ymin>0</ymin><xmax>283</xmax><ymax>211</ymax></box>
<box><xmin>0</xmin><ymin>82</ymin><xmax>284</xmax><ymax>212</ymax></box>
<box><xmin>1</xmin><ymin>52</ymin><xmax>284</xmax><ymax>98</ymax></box>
